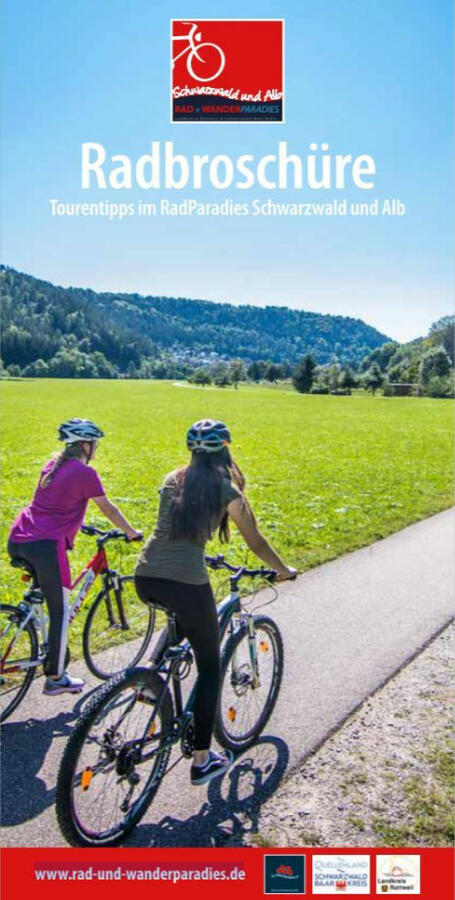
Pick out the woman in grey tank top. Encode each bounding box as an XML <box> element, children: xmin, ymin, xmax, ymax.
<box><xmin>135</xmin><ymin>419</ymin><xmax>297</xmax><ymax>787</ymax></box>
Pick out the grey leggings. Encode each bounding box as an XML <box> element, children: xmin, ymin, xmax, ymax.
<box><xmin>135</xmin><ymin>575</ymin><xmax>221</xmax><ymax>750</ymax></box>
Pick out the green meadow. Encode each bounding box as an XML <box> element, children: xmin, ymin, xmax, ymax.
<box><xmin>1</xmin><ymin>379</ymin><xmax>453</xmax><ymax>653</ymax></box>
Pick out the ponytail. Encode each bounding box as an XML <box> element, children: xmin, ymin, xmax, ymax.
<box><xmin>40</xmin><ymin>442</ymin><xmax>86</xmax><ymax>489</ymax></box>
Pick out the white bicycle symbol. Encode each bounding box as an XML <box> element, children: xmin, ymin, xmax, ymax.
<box><xmin>172</xmin><ymin>22</ymin><xmax>225</xmax><ymax>83</ymax></box>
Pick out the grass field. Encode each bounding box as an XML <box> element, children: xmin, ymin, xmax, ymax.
<box><xmin>1</xmin><ymin>379</ymin><xmax>453</xmax><ymax>655</ymax></box>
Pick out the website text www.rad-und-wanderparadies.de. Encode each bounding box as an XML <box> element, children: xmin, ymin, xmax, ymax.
<box><xmin>34</xmin><ymin>863</ymin><xmax>246</xmax><ymax>883</ymax></box>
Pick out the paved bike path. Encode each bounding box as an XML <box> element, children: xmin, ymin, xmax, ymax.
<box><xmin>2</xmin><ymin>509</ymin><xmax>454</xmax><ymax>847</ymax></box>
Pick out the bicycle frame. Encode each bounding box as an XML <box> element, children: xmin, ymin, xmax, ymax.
<box><xmin>171</xmin><ymin>583</ymin><xmax>243</xmax><ymax>720</ymax></box>
<box><xmin>172</xmin><ymin>23</ymin><xmax>201</xmax><ymax>66</ymax></box>
<box><xmin>1</xmin><ymin>541</ymin><xmax>118</xmax><ymax>676</ymax></box>
<box><xmin>130</xmin><ymin>578</ymin><xmax>256</xmax><ymax>764</ymax></box>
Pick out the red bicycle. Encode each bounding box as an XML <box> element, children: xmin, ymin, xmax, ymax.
<box><xmin>0</xmin><ymin>526</ymin><xmax>154</xmax><ymax>722</ymax></box>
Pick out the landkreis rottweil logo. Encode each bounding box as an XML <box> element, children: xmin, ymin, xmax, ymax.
<box><xmin>376</xmin><ymin>855</ymin><xmax>421</xmax><ymax>895</ymax></box>
<box><xmin>171</xmin><ymin>19</ymin><xmax>284</xmax><ymax>123</ymax></box>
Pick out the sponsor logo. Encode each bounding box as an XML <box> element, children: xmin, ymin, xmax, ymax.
<box><xmin>376</xmin><ymin>855</ymin><xmax>420</xmax><ymax>895</ymax></box>
<box><xmin>312</xmin><ymin>855</ymin><xmax>370</xmax><ymax>895</ymax></box>
<box><xmin>264</xmin><ymin>855</ymin><xmax>305</xmax><ymax>894</ymax></box>
<box><xmin>171</xmin><ymin>19</ymin><xmax>284</xmax><ymax>123</ymax></box>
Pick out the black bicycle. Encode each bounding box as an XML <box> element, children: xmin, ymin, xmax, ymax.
<box><xmin>56</xmin><ymin>555</ymin><xmax>285</xmax><ymax>846</ymax></box>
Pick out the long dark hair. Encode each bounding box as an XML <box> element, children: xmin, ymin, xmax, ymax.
<box><xmin>170</xmin><ymin>446</ymin><xmax>245</xmax><ymax>543</ymax></box>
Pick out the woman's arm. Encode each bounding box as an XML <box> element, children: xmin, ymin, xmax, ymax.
<box><xmin>227</xmin><ymin>496</ymin><xmax>297</xmax><ymax>581</ymax></box>
<box><xmin>92</xmin><ymin>495</ymin><xmax>142</xmax><ymax>541</ymax></box>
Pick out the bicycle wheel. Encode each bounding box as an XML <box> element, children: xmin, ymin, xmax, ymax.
<box><xmin>83</xmin><ymin>577</ymin><xmax>155</xmax><ymax>679</ymax></box>
<box><xmin>56</xmin><ymin>667</ymin><xmax>173</xmax><ymax>846</ymax></box>
<box><xmin>0</xmin><ymin>603</ymin><xmax>39</xmax><ymax>722</ymax></box>
<box><xmin>214</xmin><ymin>615</ymin><xmax>284</xmax><ymax>751</ymax></box>
<box><xmin>188</xmin><ymin>42</ymin><xmax>225</xmax><ymax>81</ymax></box>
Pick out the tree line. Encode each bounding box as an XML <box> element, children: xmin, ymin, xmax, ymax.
<box><xmin>184</xmin><ymin>316</ymin><xmax>455</xmax><ymax>399</ymax></box>
<box><xmin>1</xmin><ymin>265</ymin><xmax>389</xmax><ymax>377</ymax></box>
<box><xmin>1</xmin><ymin>267</ymin><xmax>452</xmax><ymax>397</ymax></box>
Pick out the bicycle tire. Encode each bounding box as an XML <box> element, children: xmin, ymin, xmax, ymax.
<box><xmin>56</xmin><ymin>667</ymin><xmax>173</xmax><ymax>847</ymax></box>
<box><xmin>83</xmin><ymin>577</ymin><xmax>155</xmax><ymax>679</ymax></box>
<box><xmin>0</xmin><ymin>603</ymin><xmax>39</xmax><ymax>722</ymax></box>
<box><xmin>213</xmin><ymin>615</ymin><xmax>284</xmax><ymax>751</ymax></box>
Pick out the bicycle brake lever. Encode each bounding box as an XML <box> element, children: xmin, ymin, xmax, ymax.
<box><xmin>264</xmin><ymin>570</ymin><xmax>278</xmax><ymax>583</ymax></box>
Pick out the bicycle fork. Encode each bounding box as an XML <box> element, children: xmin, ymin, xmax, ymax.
<box><xmin>246</xmin><ymin>615</ymin><xmax>260</xmax><ymax>688</ymax></box>
<box><xmin>229</xmin><ymin>612</ymin><xmax>260</xmax><ymax>689</ymax></box>
<box><xmin>102</xmin><ymin>574</ymin><xmax>128</xmax><ymax>630</ymax></box>
<box><xmin>224</xmin><ymin>588</ymin><xmax>260</xmax><ymax>690</ymax></box>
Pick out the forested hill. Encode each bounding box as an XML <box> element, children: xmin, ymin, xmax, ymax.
<box><xmin>1</xmin><ymin>266</ymin><xmax>390</xmax><ymax>376</ymax></box>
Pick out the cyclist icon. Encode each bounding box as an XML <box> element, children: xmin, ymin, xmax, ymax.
<box><xmin>172</xmin><ymin>22</ymin><xmax>225</xmax><ymax>83</ymax></box>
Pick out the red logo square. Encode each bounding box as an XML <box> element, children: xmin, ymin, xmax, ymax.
<box><xmin>171</xmin><ymin>19</ymin><xmax>284</xmax><ymax>122</ymax></box>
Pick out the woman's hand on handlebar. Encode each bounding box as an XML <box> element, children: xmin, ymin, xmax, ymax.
<box><xmin>275</xmin><ymin>566</ymin><xmax>298</xmax><ymax>582</ymax></box>
<box><xmin>125</xmin><ymin>528</ymin><xmax>143</xmax><ymax>542</ymax></box>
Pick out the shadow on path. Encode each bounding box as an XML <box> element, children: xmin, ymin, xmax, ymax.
<box><xmin>126</xmin><ymin>735</ymin><xmax>289</xmax><ymax>847</ymax></box>
<box><xmin>0</xmin><ymin>686</ymin><xmax>101</xmax><ymax>827</ymax></box>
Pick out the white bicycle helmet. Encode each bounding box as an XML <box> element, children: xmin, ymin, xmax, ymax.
<box><xmin>58</xmin><ymin>418</ymin><xmax>104</xmax><ymax>444</ymax></box>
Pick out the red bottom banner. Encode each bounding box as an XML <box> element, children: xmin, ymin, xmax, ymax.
<box><xmin>1</xmin><ymin>847</ymin><xmax>453</xmax><ymax>898</ymax></box>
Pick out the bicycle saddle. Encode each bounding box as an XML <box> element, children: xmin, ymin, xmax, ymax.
<box><xmin>10</xmin><ymin>557</ymin><xmax>37</xmax><ymax>578</ymax></box>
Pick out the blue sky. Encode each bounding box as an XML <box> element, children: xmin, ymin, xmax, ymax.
<box><xmin>2</xmin><ymin>0</ymin><xmax>453</xmax><ymax>342</ymax></box>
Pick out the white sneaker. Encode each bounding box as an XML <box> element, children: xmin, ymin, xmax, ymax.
<box><xmin>43</xmin><ymin>671</ymin><xmax>85</xmax><ymax>695</ymax></box>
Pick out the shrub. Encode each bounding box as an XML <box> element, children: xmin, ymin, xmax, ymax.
<box><xmin>419</xmin><ymin>346</ymin><xmax>451</xmax><ymax>385</ymax></box>
<box><xmin>190</xmin><ymin>368</ymin><xmax>211</xmax><ymax>386</ymax></box>
<box><xmin>364</xmin><ymin>362</ymin><xmax>384</xmax><ymax>394</ymax></box>
<box><xmin>425</xmin><ymin>375</ymin><xmax>454</xmax><ymax>399</ymax></box>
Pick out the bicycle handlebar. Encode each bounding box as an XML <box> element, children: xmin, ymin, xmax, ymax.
<box><xmin>205</xmin><ymin>553</ymin><xmax>277</xmax><ymax>583</ymax></box>
<box><xmin>81</xmin><ymin>525</ymin><xmax>143</xmax><ymax>545</ymax></box>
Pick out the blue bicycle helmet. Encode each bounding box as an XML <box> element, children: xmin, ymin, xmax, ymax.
<box><xmin>186</xmin><ymin>419</ymin><xmax>231</xmax><ymax>453</ymax></box>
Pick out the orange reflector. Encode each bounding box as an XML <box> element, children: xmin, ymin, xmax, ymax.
<box><xmin>21</xmin><ymin>574</ymin><xmax>31</xmax><ymax>583</ymax></box>
<box><xmin>228</xmin><ymin>706</ymin><xmax>236</xmax><ymax>722</ymax></box>
<box><xmin>81</xmin><ymin>768</ymin><xmax>93</xmax><ymax>791</ymax></box>
<box><xmin>260</xmin><ymin>641</ymin><xmax>269</xmax><ymax>652</ymax></box>
<box><xmin>148</xmin><ymin>721</ymin><xmax>156</xmax><ymax>737</ymax></box>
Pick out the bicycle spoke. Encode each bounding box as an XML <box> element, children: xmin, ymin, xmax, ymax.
<box><xmin>69</xmin><ymin>684</ymin><xmax>169</xmax><ymax>841</ymax></box>
<box><xmin>216</xmin><ymin>619</ymin><xmax>281</xmax><ymax>749</ymax></box>
<box><xmin>84</xmin><ymin>578</ymin><xmax>154</xmax><ymax>679</ymax></box>
<box><xmin>0</xmin><ymin>605</ymin><xmax>37</xmax><ymax>721</ymax></box>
